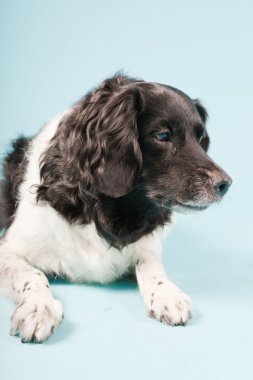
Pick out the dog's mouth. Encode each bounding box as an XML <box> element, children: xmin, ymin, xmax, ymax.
<box><xmin>173</xmin><ymin>202</ymin><xmax>209</xmax><ymax>211</ymax></box>
<box><xmin>151</xmin><ymin>191</ymin><xmax>219</xmax><ymax>212</ymax></box>
<box><xmin>162</xmin><ymin>200</ymin><xmax>209</xmax><ymax>212</ymax></box>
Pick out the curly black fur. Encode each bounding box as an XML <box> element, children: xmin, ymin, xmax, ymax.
<box><xmin>0</xmin><ymin>136</ymin><xmax>31</xmax><ymax>229</ymax></box>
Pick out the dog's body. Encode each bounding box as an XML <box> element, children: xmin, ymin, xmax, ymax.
<box><xmin>0</xmin><ymin>75</ymin><xmax>231</xmax><ymax>342</ymax></box>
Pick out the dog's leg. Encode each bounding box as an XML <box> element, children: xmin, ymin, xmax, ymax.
<box><xmin>0</xmin><ymin>242</ymin><xmax>63</xmax><ymax>342</ymax></box>
<box><xmin>134</xmin><ymin>233</ymin><xmax>192</xmax><ymax>326</ymax></box>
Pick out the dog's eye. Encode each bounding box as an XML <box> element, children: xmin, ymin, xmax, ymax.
<box><xmin>154</xmin><ymin>131</ymin><xmax>171</xmax><ymax>142</ymax></box>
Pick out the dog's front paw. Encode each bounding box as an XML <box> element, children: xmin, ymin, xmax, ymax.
<box><xmin>146</xmin><ymin>281</ymin><xmax>192</xmax><ymax>326</ymax></box>
<box><xmin>10</xmin><ymin>293</ymin><xmax>63</xmax><ymax>343</ymax></box>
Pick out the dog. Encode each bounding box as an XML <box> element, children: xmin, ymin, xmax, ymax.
<box><xmin>0</xmin><ymin>74</ymin><xmax>232</xmax><ymax>343</ymax></box>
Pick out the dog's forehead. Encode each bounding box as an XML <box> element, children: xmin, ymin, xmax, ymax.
<box><xmin>158</xmin><ymin>84</ymin><xmax>198</xmax><ymax>115</ymax></box>
<box><xmin>140</xmin><ymin>82</ymin><xmax>201</xmax><ymax>123</ymax></box>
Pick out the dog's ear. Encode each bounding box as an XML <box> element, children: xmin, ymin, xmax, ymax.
<box><xmin>193</xmin><ymin>99</ymin><xmax>209</xmax><ymax>151</ymax></box>
<box><xmin>37</xmin><ymin>77</ymin><xmax>144</xmax><ymax>220</ymax></box>
<box><xmin>193</xmin><ymin>99</ymin><xmax>208</xmax><ymax>124</ymax></box>
<box><xmin>61</xmin><ymin>78</ymin><xmax>144</xmax><ymax>198</ymax></box>
<box><xmin>93</xmin><ymin>86</ymin><xmax>143</xmax><ymax>197</ymax></box>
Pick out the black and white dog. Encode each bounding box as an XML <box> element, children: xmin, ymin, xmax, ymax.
<box><xmin>0</xmin><ymin>74</ymin><xmax>232</xmax><ymax>343</ymax></box>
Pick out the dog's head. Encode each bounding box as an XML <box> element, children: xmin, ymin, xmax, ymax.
<box><xmin>38</xmin><ymin>74</ymin><xmax>232</xmax><ymax>218</ymax></box>
<box><xmin>68</xmin><ymin>75</ymin><xmax>231</xmax><ymax>211</ymax></box>
<box><xmin>136</xmin><ymin>82</ymin><xmax>232</xmax><ymax>211</ymax></box>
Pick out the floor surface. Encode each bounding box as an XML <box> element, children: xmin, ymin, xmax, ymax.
<box><xmin>1</xmin><ymin>1</ymin><xmax>252</xmax><ymax>379</ymax></box>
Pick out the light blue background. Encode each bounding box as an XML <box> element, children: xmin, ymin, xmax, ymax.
<box><xmin>0</xmin><ymin>1</ymin><xmax>252</xmax><ymax>379</ymax></box>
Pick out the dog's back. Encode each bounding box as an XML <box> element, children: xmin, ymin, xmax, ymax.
<box><xmin>0</xmin><ymin>136</ymin><xmax>30</xmax><ymax>230</ymax></box>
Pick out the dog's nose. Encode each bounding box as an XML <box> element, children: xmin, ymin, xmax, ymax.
<box><xmin>211</xmin><ymin>173</ymin><xmax>232</xmax><ymax>197</ymax></box>
<box><xmin>214</xmin><ymin>180</ymin><xmax>231</xmax><ymax>196</ymax></box>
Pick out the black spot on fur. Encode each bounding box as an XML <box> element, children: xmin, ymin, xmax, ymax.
<box><xmin>149</xmin><ymin>310</ymin><xmax>155</xmax><ymax>319</ymax></box>
<box><xmin>44</xmin><ymin>305</ymin><xmax>52</xmax><ymax>318</ymax></box>
<box><xmin>0</xmin><ymin>136</ymin><xmax>31</xmax><ymax>230</ymax></box>
<box><xmin>12</xmin><ymin>301</ymin><xmax>25</xmax><ymax>315</ymax></box>
<box><xmin>23</xmin><ymin>281</ymin><xmax>30</xmax><ymax>292</ymax></box>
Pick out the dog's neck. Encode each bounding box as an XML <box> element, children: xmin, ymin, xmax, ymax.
<box><xmin>93</xmin><ymin>187</ymin><xmax>171</xmax><ymax>249</ymax></box>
